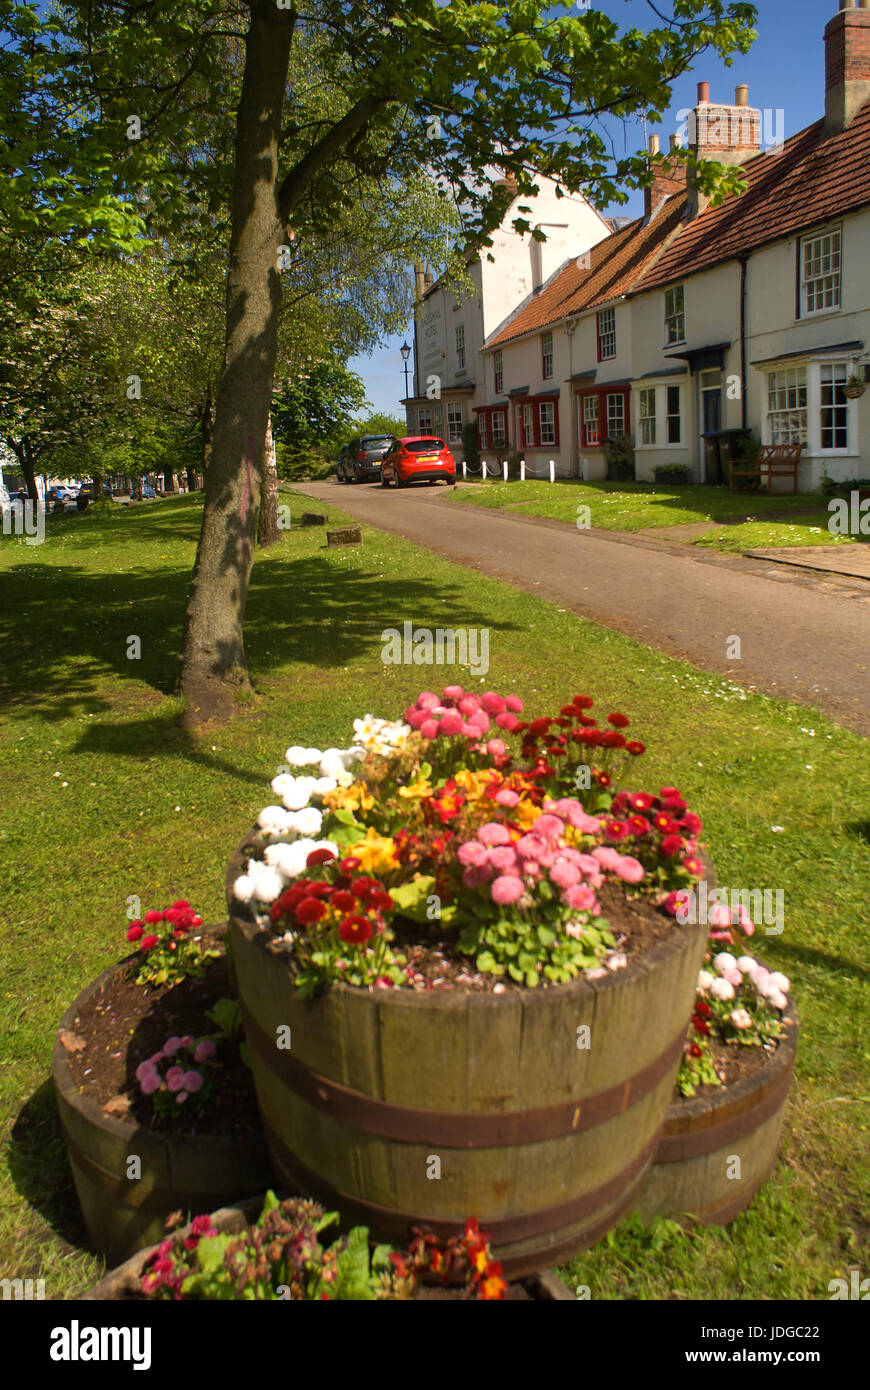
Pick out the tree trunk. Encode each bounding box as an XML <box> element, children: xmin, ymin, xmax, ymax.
<box><xmin>133</xmin><ymin>475</ymin><xmax>144</xmax><ymax>501</ymax></box>
<box><xmin>179</xmin><ymin>2</ymin><xmax>294</xmax><ymax>726</ymax></box>
<box><xmin>163</xmin><ymin>467</ymin><xmax>177</xmax><ymax>494</ymax></box>
<box><xmin>201</xmin><ymin>383</ymin><xmax>214</xmax><ymax>477</ymax></box>
<box><xmin>18</xmin><ymin>437</ymin><xmax>39</xmax><ymax>504</ymax></box>
<box><xmin>92</xmin><ymin>470</ymin><xmax>103</xmax><ymax>499</ymax></box>
<box><xmin>186</xmin><ymin>464</ymin><xmax>197</xmax><ymax>492</ymax></box>
<box><xmin>257</xmin><ymin>414</ymin><xmax>279</xmax><ymax>547</ymax></box>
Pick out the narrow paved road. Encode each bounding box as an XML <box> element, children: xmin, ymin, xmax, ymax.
<box><xmin>295</xmin><ymin>480</ymin><xmax>870</xmax><ymax>737</ymax></box>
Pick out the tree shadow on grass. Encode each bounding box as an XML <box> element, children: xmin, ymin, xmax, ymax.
<box><xmin>766</xmin><ymin>940</ymin><xmax>870</xmax><ymax>987</ymax></box>
<box><xmin>8</xmin><ymin>1080</ymin><xmax>92</xmax><ymax>1257</ymax></box>
<box><xmin>1</xmin><ymin>547</ymin><xmax>518</xmax><ymax>754</ymax></box>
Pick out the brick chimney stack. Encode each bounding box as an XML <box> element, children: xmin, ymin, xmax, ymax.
<box><xmin>686</xmin><ymin>80</ymin><xmax>761</xmax><ymax>218</ymax></box>
<box><xmin>824</xmin><ymin>0</ymin><xmax>870</xmax><ymax>135</ymax></box>
<box><xmin>644</xmin><ymin>133</ymin><xmax>687</xmax><ymax>222</ymax></box>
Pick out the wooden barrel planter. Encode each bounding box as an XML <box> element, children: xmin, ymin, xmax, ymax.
<box><xmin>78</xmin><ymin>1196</ymin><xmax>575</xmax><ymax>1300</ymax></box>
<box><xmin>635</xmin><ymin>1012</ymin><xmax>798</xmax><ymax>1225</ymax></box>
<box><xmin>53</xmin><ymin>957</ymin><xmax>275</xmax><ymax>1269</ymax></box>
<box><xmin>227</xmin><ymin>831</ymin><xmax>711</xmax><ymax>1279</ymax></box>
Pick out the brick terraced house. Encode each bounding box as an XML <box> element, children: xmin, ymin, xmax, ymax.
<box><xmin>410</xmin><ymin>2</ymin><xmax>870</xmax><ymax>489</ymax></box>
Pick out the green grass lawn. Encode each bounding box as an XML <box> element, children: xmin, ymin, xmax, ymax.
<box><xmin>694</xmin><ymin>512</ymin><xmax>868</xmax><ymax>553</ymax></box>
<box><xmin>451</xmin><ymin>478</ymin><xmax>834</xmax><ymax>536</ymax></box>
<box><xmin>1</xmin><ymin>494</ymin><xmax>868</xmax><ymax>1299</ymax></box>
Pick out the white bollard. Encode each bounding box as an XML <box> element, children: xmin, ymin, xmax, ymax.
<box><xmin>520</xmin><ymin>459</ymin><xmax>525</xmax><ymax>481</ymax></box>
<box><xmin>503</xmin><ymin>460</ymin><xmax>508</xmax><ymax>483</ymax></box>
<box><xmin>549</xmin><ymin>459</ymin><xmax>555</xmax><ymax>484</ymax></box>
<box><xmin>462</xmin><ymin>459</ymin><xmax>467</xmax><ymax>478</ymax></box>
<box><xmin>482</xmin><ymin>459</ymin><xmax>487</xmax><ymax>479</ymax></box>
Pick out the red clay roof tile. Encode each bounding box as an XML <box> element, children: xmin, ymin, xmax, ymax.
<box><xmin>634</xmin><ymin>100</ymin><xmax>870</xmax><ymax>293</ymax></box>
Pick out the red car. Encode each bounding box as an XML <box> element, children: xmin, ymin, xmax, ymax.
<box><xmin>380</xmin><ymin>436</ymin><xmax>456</xmax><ymax>488</ymax></box>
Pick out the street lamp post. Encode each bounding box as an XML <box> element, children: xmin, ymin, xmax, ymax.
<box><xmin>400</xmin><ymin>340</ymin><xmax>411</xmax><ymax>403</ymax></box>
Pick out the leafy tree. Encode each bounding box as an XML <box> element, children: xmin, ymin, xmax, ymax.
<box><xmin>12</xmin><ymin>0</ymin><xmax>757</xmax><ymax>721</ymax></box>
<box><xmin>355</xmin><ymin>411</ymin><xmax>405</xmax><ymax>440</ymax></box>
<box><xmin>272</xmin><ymin>358</ymin><xmax>369</xmax><ymax>478</ymax></box>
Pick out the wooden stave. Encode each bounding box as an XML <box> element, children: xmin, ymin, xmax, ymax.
<box><xmin>636</xmin><ymin>1012</ymin><xmax>798</xmax><ymax>1225</ymax></box>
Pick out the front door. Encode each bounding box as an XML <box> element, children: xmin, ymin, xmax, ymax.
<box><xmin>699</xmin><ymin>369</ymin><xmax>723</xmax><ymax>483</ymax></box>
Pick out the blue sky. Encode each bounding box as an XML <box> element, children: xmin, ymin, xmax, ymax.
<box><xmin>349</xmin><ymin>0</ymin><xmax>837</xmax><ymax>418</ymax></box>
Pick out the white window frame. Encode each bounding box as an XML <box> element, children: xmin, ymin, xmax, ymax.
<box><xmin>418</xmin><ymin>407</ymin><xmax>434</xmax><ymax>434</ymax></box>
<box><xmin>762</xmin><ymin>357</ymin><xmax>860</xmax><ymax>459</ymax></box>
<box><xmin>492</xmin><ymin>409</ymin><xmax>506</xmax><ymax>446</ymax></box>
<box><xmin>819</xmin><ymin>362</ymin><xmax>849</xmax><ymax>452</ymax></box>
<box><xmin>455</xmin><ymin>323</ymin><xmax>466</xmax><ymax>370</ymax></box>
<box><xmin>582</xmin><ymin>394</ymin><xmax>600</xmax><ymax>446</ymax></box>
<box><xmin>606</xmin><ymin>392</ymin><xmax>625</xmax><ymax>438</ymax></box>
<box><xmin>638</xmin><ymin>388</ymin><xmax>656</xmax><ymax>446</ymax></box>
<box><xmin>664</xmin><ymin>284</ymin><xmax>685</xmax><ymax>346</ymax></box>
<box><xmin>494</xmin><ymin>350</ymin><xmax>503</xmax><ymax>395</ymax></box>
<box><xmin>446</xmin><ymin>402</ymin><xmax>463</xmax><ymax>444</ymax></box>
<box><xmin>800</xmin><ymin>227</ymin><xmax>841</xmax><ymax>318</ymax></box>
<box><xmin>478</xmin><ymin>412</ymin><xmax>488</xmax><ymax>449</ymax></box>
<box><xmin>597</xmin><ymin>307</ymin><xmax>616</xmax><ymax>361</ymax></box>
<box><xmin>539</xmin><ymin>400</ymin><xmax>555</xmax><ymax>445</ymax></box>
<box><xmin>765</xmin><ymin>366</ymin><xmax>808</xmax><ymax>446</ymax></box>
<box><xmin>542</xmin><ymin>331</ymin><xmax>554</xmax><ymax>380</ymax></box>
<box><xmin>523</xmin><ymin>402</ymin><xmax>535</xmax><ymax>446</ymax></box>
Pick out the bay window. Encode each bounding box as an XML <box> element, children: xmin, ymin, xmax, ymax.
<box><xmin>638</xmin><ymin>388</ymin><xmax>656</xmax><ymax>445</ymax></box>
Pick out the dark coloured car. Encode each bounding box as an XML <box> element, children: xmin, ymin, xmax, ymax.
<box><xmin>337</xmin><ymin>434</ymin><xmax>395</xmax><ymax>483</ymax></box>
<box><xmin>380</xmin><ymin>436</ymin><xmax>456</xmax><ymax>488</ymax></box>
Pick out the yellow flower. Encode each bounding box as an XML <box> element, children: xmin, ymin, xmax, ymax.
<box><xmin>398</xmin><ymin>778</ymin><xmax>432</xmax><ymax>799</ymax></box>
<box><xmin>324</xmin><ymin>783</ymin><xmax>375</xmax><ymax>814</ymax></box>
<box><xmin>347</xmin><ymin>827</ymin><xmax>399</xmax><ymax>873</ymax></box>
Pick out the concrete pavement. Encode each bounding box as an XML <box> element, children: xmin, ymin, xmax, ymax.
<box><xmin>294</xmin><ymin>479</ymin><xmax>870</xmax><ymax>737</ymax></box>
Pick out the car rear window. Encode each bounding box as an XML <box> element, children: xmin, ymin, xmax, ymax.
<box><xmin>406</xmin><ymin>439</ymin><xmax>446</xmax><ymax>454</ymax></box>
<box><xmin>361</xmin><ymin>436</ymin><xmax>392</xmax><ymax>448</ymax></box>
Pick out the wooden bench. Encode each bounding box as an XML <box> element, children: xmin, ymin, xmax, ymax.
<box><xmin>729</xmin><ymin>443</ymin><xmax>803</xmax><ymax>494</ymax></box>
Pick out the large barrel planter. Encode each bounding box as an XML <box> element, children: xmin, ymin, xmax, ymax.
<box><xmin>227</xmin><ymin>830</ymin><xmax>711</xmax><ymax>1279</ymax></box>
<box><xmin>53</xmin><ymin>956</ymin><xmax>275</xmax><ymax>1269</ymax></box>
<box><xmin>636</xmin><ymin>1012</ymin><xmax>798</xmax><ymax>1225</ymax></box>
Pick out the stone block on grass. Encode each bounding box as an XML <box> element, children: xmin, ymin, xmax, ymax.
<box><xmin>327</xmin><ymin>526</ymin><xmax>362</xmax><ymax>548</ymax></box>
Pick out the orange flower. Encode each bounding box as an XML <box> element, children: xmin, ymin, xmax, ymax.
<box><xmin>479</xmin><ymin>1262</ymin><xmax>508</xmax><ymax>1299</ymax></box>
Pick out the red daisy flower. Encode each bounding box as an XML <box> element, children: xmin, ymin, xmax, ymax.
<box><xmin>660</xmin><ymin>834</ymin><xmax>685</xmax><ymax>857</ymax></box>
<box><xmin>625</xmin><ymin>741</ymin><xmax>646</xmax><ymax>756</ymax></box>
<box><xmin>607</xmin><ymin>713</ymin><xmax>629</xmax><ymax>728</ymax></box>
<box><xmin>306</xmin><ymin>848</ymin><xmax>336</xmax><ymax>866</ymax></box>
<box><xmin>295</xmin><ymin>897</ymin><xmax>328</xmax><ymax>925</ymax></box>
<box><xmin>338</xmin><ymin>915</ymin><xmax>373</xmax><ymax>946</ymax></box>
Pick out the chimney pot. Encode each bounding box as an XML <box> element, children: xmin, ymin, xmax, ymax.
<box><xmin>735</xmin><ymin>84</ymin><xmax>749</xmax><ymax>106</ymax></box>
<box><xmin>649</xmin><ymin>134</ymin><xmax>660</xmax><ymax>154</ymax></box>
<box><xmin>697</xmin><ymin>81</ymin><xmax>710</xmax><ymax>103</ymax></box>
<box><xmin>669</xmin><ymin>133</ymin><xmax>681</xmax><ymax>150</ymax></box>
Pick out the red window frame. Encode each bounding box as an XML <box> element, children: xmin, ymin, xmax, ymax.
<box><xmin>578</xmin><ymin>387</ymin><xmax>630</xmax><ymax>448</ymax></box>
<box><xmin>515</xmin><ymin>394</ymin><xmax>560</xmax><ymax>449</ymax></box>
<box><xmin>474</xmin><ymin>405</ymin><xmax>509</xmax><ymax>450</ymax></box>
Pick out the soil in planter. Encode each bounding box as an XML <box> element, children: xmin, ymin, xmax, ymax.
<box><xmin>377</xmin><ymin>878</ymin><xmax>681</xmax><ymax>994</ymax></box>
<box><xmin>65</xmin><ymin>949</ymin><xmax>261</xmax><ymax>1137</ymax></box>
<box><xmin>680</xmin><ymin>1026</ymin><xmax>793</xmax><ymax>1100</ymax></box>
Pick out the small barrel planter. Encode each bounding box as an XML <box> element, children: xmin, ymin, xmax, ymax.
<box><xmin>53</xmin><ymin>956</ymin><xmax>275</xmax><ymax>1269</ymax></box>
<box><xmin>227</xmin><ymin>830</ymin><xmax>711</xmax><ymax>1279</ymax></box>
<box><xmin>79</xmin><ymin>1196</ymin><xmax>575</xmax><ymax>1301</ymax></box>
<box><xmin>636</xmin><ymin>1012</ymin><xmax>798</xmax><ymax>1225</ymax></box>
